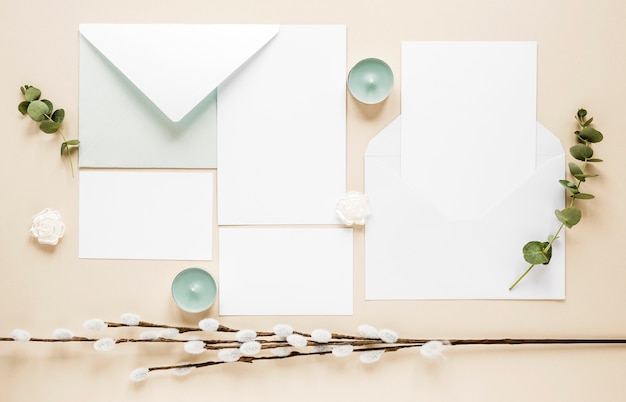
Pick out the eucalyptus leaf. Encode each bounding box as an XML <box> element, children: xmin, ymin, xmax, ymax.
<box><xmin>572</xmin><ymin>193</ymin><xmax>595</xmax><ymax>200</ymax></box>
<box><xmin>577</xmin><ymin>109</ymin><xmax>587</xmax><ymax>119</ymax></box>
<box><xmin>65</xmin><ymin>139</ymin><xmax>80</xmax><ymax>146</ymax></box>
<box><xmin>575</xmin><ymin>173</ymin><xmax>599</xmax><ymax>180</ymax></box>
<box><xmin>558</xmin><ymin>179</ymin><xmax>579</xmax><ymax>193</ymax></box>
<box><xmin>586</xmin><ymin>158</ymin><xmax>604</xmax><ymax>163</ymax></box>
<box><xmin>20</xmin><ymin>86</ymin><xmax>27</xmax><ymax>95</ymax></box>
<box><xmin>24</xmin><ymin>86</ymin><xmax>41</xmax><ymax>102</ymax></box>
<box><xmin>582</xmin><ymin>117</ymin><xmax>593</xmax><ymax>127</ymax></box>
<box><xmin>570</xmin><ymin>144</ymin><xmax>593</xmax><ymax>161</ymax></box>
<box><xmin>18</xmin><ymin>101</ymin><xmax>29</xmax><ymax>115</ymax></box>
<box><xmin>60</xmin><ymin>142</ymin><xmax>67</xmax><ymax>156</ymax></box>
<box><xmin>578</xmin><ymin>127</ymin><xmax>603</xmax><ymax>143</ymax></box>
<box><xmin>523</xmin><ymin>241</ymin><xmax>551</xmax><ymax>265</ymax></box>
<box><xmin>40</xmin><ymin>120</ymin><xmax>60</xmax><ymax>134</ymax></box>
<box><xmin>568</xmin><ymin>162</ymin><xmax>583</xmax><ymax>178</ymax></box>
<box><xmin>26</xmin><ymin>100</ymin><xmax>50</xmax><ymax>121</ymax></box>
<box><xmin>51</xmin><ymin>109</ymin><xmax>65</xmax><ymax>124</ymax></box>
<box><xmin>41</xmin><ymin>99</ymin><xmax>53</xmax><ymax>114</ymax></box>
<box><xmin>555</xmin><ymin>207</ymin><xmax>582</xmax><ymax>228</ymax></box>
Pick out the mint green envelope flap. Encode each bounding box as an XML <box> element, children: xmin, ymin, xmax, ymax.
<box><xmin>78</xmin><ymin>24</ymin><xmax>279</xmax><ymax>168</ymax></box>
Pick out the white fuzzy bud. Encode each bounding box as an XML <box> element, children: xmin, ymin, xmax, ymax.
<box><xmin>158</xmin><ymin>328</ymin><xmax>179</xmax><ymax>339</ymax></box>
<box><xmin>358</xmin><ymin>324</ymin><xmax>379</xmax><ymax>339</ymax></box>
<box><xmin>94</xmin><ymin>338</ymin><xmax>115</xmax><ymax>352</ymax></box>
<box><xmin>84</xmin><ymin>319</ymin><xmax>108</xmax><ymax>331</ymax></box>
<box><xmin>311</xmin><ymin>329</ymin><xmax>332</xmax><ymax>343</ymax></box>
<box><xmin>52</xmin><ymin>328</ymin><xmax>74</xmax><ymax>340</ymax></box>
<box><xmin>120</xmin><ymin>313</ymin><xmax>141</xmax><ymax>326</ymax></box>
<box><xmin>240</xmin><ymin>341</ymin><xmax>262</xmax><ymax>356</ymax></box>
<box><xmin>183</xmin><ymin>340</ymin><xmax>206</xmax><ymax>355</ymax></box>
<box><xmin>235</xmin><ymin>329</ymin><xmax>257</xmax><ymax>343</ymax></box>
<box><xmin>129</xmin><ymin>367</ymin><xmax>150</xmax><ymax>382</ymax></box>
<box><xmin>11</xmin><ymin>329</ymin><xmax>31</xmax><ymax>342</ymax></box>
<box><xmin>286</xmin><ymin>334</ymin><xmax>307</xmax><ymax>348</ymax></box>
<box><xmin>217</xmin><ymin>348</ymin><xmax>241</xmax><ymax>362</ymax></box>
<box><xmin>378</xmin><ymin>329</ymin><xmax>398</xmax><ymax>344</ymax></box>
<box><xmin>420</xmin><ymin>340</ymin><xmax>450</xmax><ymax>361</ymax></box>
<box><xmin>273</xmin><ymin>324</ymin><xmax>294</xmax><ymax>338</ymax></box>
<box><xmin>198</xmin><ymin>318</ymin><xmax>220</xmax><ymax>332</ymax></box>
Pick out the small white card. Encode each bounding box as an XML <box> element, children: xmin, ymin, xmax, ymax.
<box><xmin>219</xmin><ymin>227</ymin><xmax>353</xmax><ymax>315</ymax></box>
<box><xmin>79</xmin><ymin>170</ymin><xmax>213</xmax><ymax>260</ymax></box>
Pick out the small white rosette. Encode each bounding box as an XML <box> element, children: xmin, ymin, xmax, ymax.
<box><xmin>30</xmin><ymin>208</ymin><xmax>65</xmax><ymax>246</ymax></box>
<box><xmin>335</xmin><ymin>191</ymin><xmax>371</xmax><ymax>226</ymax></box>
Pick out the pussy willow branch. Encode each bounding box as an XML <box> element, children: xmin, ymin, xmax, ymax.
<box><xmin>149</xmin><ymin>347</ymin><xmax>407</xmax><ymax>372</ymax></box>
<box><xmin>5</xmin><ymin>319</ymin><xmax>626</xmax><ymax>377</ymax></box>
<box><xmin>5</xmin><ymin>320</ymin><xmax>626</xmax><ymax>349</ymax></box>
<box><xmin>104</xmin><ymin>320</ymin><xmax>415</xmax><ymax>342</ymax></box>
<box><xmin>147</xmin><ymin>338</ymin><xmax>626</xmax><ymax>373</ymax></box>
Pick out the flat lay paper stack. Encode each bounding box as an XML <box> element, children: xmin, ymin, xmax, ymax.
<box><xmin>365</xmin><ymin>41</ymin><xmax>566</xmax><ymax>300</ymax></box>
<box><xmin>78</xmin><ymin>24</ymin><xmax>352</xmax><ymax>314</ymax></box>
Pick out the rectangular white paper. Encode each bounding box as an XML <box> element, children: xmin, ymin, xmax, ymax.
<box><xmin>401</xmin><ymin>41</ymin><xmax>537</xmax><ymax>220</ymax></box>
<box><xmin>219</xmin><ymin>227</ymin><xmax>353</xmax><ymax>315</ymax></box>
<box><xmin>79</xmin><ymin>170</ymin><xmax>213</xmax><ymax>260</ymax></box>
<box><xmin>217</xmin><ymin>25</ymin><xmax>346</xmax><ymax>225</ymax></box>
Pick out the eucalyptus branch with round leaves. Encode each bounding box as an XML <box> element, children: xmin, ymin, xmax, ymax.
<box><xmin>510</xmin><ymin>109</ymin><xmax>603</xmax><ymax>290</ymax></box>
<box><xmin>18</xmin><ymin>85</ymin><xmax>80</xmax><ymax>178</ymax></box>
<box><xmin>4</xmin><ymin>314</ymin><xmax>626</xmax><ymax>382</ymax></box>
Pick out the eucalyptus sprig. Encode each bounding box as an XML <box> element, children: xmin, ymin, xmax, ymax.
<box><xmin>18</xmin><ymin>85</ymin><xmax>79</xmax><ymax>178</ymax></box>
<box><xmin>510</xmin><ymin>109</ymin><xmax>603</xmax><ymax>290</ymax></box>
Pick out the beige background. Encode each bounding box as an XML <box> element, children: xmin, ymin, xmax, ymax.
<box><xmin>1</xmin><ymin>0</ymin><xmax>626</xmax><ymax>400</ymax></box>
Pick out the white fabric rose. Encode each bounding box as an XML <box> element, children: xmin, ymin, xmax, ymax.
<box><xmin>30</xmin><ymin>208</ymin><xmax>65</xmax><ymax>245</ymax></box>
<box><xmin>335</xmin><ymin>191</ymin><xmax>371</xmax><ymax>226</ymax></box>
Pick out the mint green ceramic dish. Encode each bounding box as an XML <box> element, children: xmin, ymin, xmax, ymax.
<box><xmin>171</xmin><ymin>267</ymin><xmax>217</xmax><ymax>313</ymax></box>
<box><xmin>347</xmin><ymin>58</ymin><xmax>394</xmax><ymax>104</ymax></box>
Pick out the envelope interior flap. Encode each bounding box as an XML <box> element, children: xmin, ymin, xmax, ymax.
<box><xmin>79</xmin><ymin>24</ymin><xmax>280</xmax><ymax>122</ymax></box>
<box><xmin>536</xmin><ymin>121</ymin><xmax>565</xmax><ymax>167</ymax></box>
<box><xmin>365</xmin><ymin>116</ymin><xmax>401</xmax><ymax>156</ymax></box>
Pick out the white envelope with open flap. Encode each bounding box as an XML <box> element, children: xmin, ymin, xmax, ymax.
<box><xmin>364</xmin><ymin>116</ymin><xmax>566</xmax><ymax>299</ymax></box>
<box><xmin>79</xmin><ymin>24</ymin><xmax>279</xmax><ymax>168</ymax></box>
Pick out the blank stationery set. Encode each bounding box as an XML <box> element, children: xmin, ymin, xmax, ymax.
<box><xmin>78</xmin><ymin>25</ymin><xmax>352</xmax><ymax>315</ymax></box>
<box><xmin>78</xmin><ymin>23</ymin><xmax>565</xmax><ymax>315</ymax></box>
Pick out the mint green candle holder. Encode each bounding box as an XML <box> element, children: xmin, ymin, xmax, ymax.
<box><xmin>347</xmin><ymin>58</ymin><xmax>394</xmax><ymax>104</ymax></box>
<box><xmin>171</xmin><ymin>267</ymin><xmax>217</xmax><ymax>313</ymax></box>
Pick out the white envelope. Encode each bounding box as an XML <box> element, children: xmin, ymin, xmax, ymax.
<box><xmin>364</xmin><ymin>116</ymin><xmax>566</xmax><ymax>299</ymax></box>
<box><xmin>78</xmin><ymin>24</ymin><xmax>279</xmax><ymax>168</ymax></box>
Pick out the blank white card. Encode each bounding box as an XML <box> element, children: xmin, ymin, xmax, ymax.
<box><xmin>79</xmin><ymin>170</ymin><xmax>213</xmax><ymax>260</ymax></box>
<box><xmin>219</xmin><ymin>227</ymin><xmax>353</xmax><ymax>315</ymax></box>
